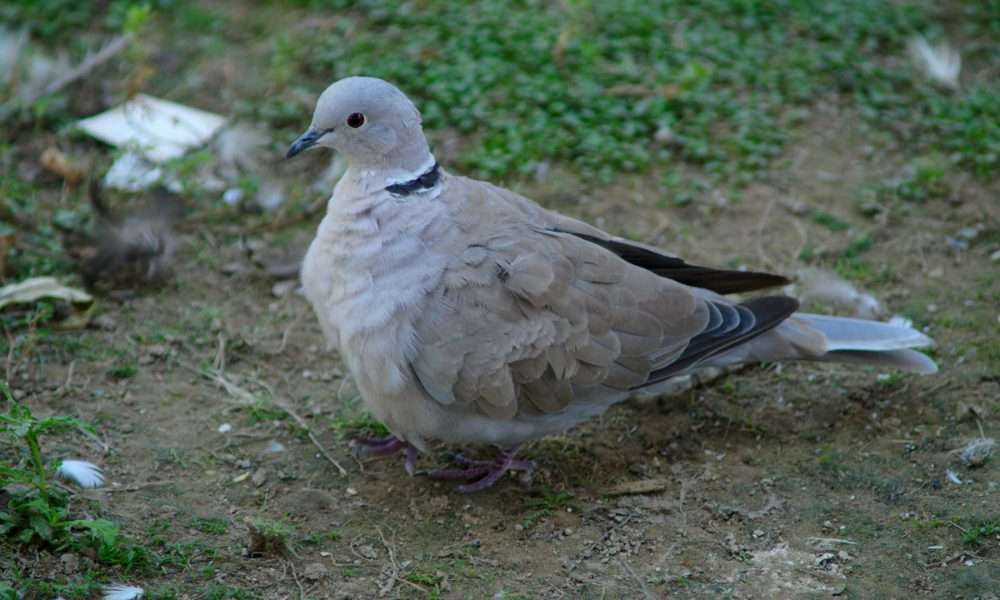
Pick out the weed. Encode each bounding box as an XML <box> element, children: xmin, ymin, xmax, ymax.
<box><xmin>330</xmin><ymin>411</ymin><xmax>389</xmax><ymax>440</ymax></box>
<box><xmin>407</xmin><ymin>570</ymin><xmax>445</xmax><ymax>599</ymax></box>
<box><xmin>246</xmin><ymin>516</ymin><xmax>298</xmax><ymax>556</ymax></box>
<box><xmin>191</xmin><ymin>516</ymin><xmax>230</xmax><ymax>535</ymax></box>
<box><xmin>106</xmin><ymin>362</ymin><xmax>138</xmax><ymax>380</ymax></box>
<box><xmin>521</xmin><ymin>488</ymin><xmax>581</xmax><ymax>529</ymax></box>
<box><xmin>0</xmin><ymin>380</ymin><xmax>150</xmax><ymax>573</ymax></box>
<box><xmin>962</xmin><ymin>519</ymin><xmax>999</xmax><ymax>546</ymax></box>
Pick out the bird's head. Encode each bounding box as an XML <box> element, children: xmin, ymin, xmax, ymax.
<box><xmin>286</xmin><ymin>76</ymin><xmax>430</xmax><ymax>172</ymax></box>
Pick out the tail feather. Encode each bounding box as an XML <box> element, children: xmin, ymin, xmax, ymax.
<box><xmin>820</xmin><ymin>348</ymin><xmax>938</xmax><ymax>374</ymax></box>
<box><xmin>701</xmin><ymin>312</ymin><xmax>937</xmax><ymax>374</ymax></box>
<box><xmin>797</xmin><ymin>313</ymin><xmax>933</xmax><ymax>351</ymax></box>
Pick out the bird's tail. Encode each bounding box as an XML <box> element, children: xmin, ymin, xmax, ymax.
<box><xmin>706</xmin><ymin>312</ymin><xmax>938</xmax><ymax>373</ymax></box>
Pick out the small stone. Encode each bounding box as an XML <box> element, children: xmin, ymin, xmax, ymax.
<box><xmin>272</xmin><ymin>280</ymin><xmax>296</xmax><ymax>298</ymax></box>
<box><xmin>263</xmin><ymin>441</ymin><xmax>286</xmax><ymax>454</ymax></box>
<box><xmin>837</xmin><ymin>550</ymin><xmax>851</xmax><ymax>561</ymax></box>
<box><xmin>93</xmin><ymin>314</ymin><xmax>118</xmax><ymax>330</ymax></box>
<box><xmin>251</xmin><ymin>468</ymin><xmax>268</xmax><ymax>487</ymax></box>
<box><xmin>60</xmin><ymin>553</ymin><xmax>79</xmax><ymax>575</ymax></box>
<box><xmin>653</xmin><ymin>125</ymin><xmax>675</xmax><ymax>144</ymax></box>
<box><xmin>218</xmin><ymin>423</ymin><xmax>232</xmax><ymax>433</ymax></box>
<box><xmin>222</xmin><ymin>188</ymin><xmax>245</xmax><ymax>205</ymax></box>
<box><xmin>146</xmin><ymin>344</ymin><xmax>168</xmax><ymax>357</ymax></box>
<box><xmin>301</xmin><ymin>562</ymin><xmax>328</xmax><ymax>581</ymax></box>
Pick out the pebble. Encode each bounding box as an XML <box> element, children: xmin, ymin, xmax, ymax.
<box><xmin>263</xmin><ymin>441</ymin><xmax>286</xmax><ymax>454</ymax></box>
<box><xmin>301</xmin><ymin>562</ymin><xmax>328</xmax><ymax>581</ymax></box>
<box><xmin>60</xmin><ymin>553</ymin><xmax>79</xmax><ymax>575</ymax></box>
<box><xmin>251</xmin><ymin>468</ymin><xmax>267</xmax><ymax>487</ymax></box>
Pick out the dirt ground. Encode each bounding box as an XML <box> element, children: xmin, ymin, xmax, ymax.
<box><xmin>3</xmin><ymin>90</ymin><xmax>998</xmax><ymax>599</ymax></box>
<box><xmin>3</xmin><ymin>1</ymin><xmax>1000</xmax><ymax>593</ymax></box>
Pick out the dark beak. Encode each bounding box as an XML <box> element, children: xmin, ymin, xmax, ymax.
<box><xmin>286</xmin><ymin>127</ymin><xmax>325</xmax><ymax>159</ymax></box>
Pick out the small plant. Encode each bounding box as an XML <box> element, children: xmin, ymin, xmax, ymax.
<box><xmin>191</xmin><ymin>516</ymin><xmax>230</xmax><ymax>535</ymax></box>
<box><xmin>962</xmin><ymin>519</ymin><xmax>999</xmax><ymax>546</ymax></box>
<box><xmin>0</xmin><ymin>380</ymin><xmax>148</xmax><ymax>571</ymax></box>
<box><xmin>520</xmin><ymin>488</ymin><xmax>581</xmax><ymax>529</ymax></box>
<box><xmin>246</xmin><ymin>517</ymin><xmax>298</xmax><ymax>556</ymax></box>
<box><xmin>406</xmin><ymin>571</ymin><xmax>445</xmax><ymax>599</ymax></box>
<box><xmin>330</xmin><ymin>411</ymin><xmax>389</xmax><ymax>440</ymax></box>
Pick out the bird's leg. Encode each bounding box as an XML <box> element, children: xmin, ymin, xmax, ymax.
<box><xmin>421</xmin><ymin>444</ymin><xmax>537</xmax><ymax>493</ymax></box>
<box><xmin>352</xmin><ymin>434</ymin><xmax>420</xmax><ymax>475</ymax></box>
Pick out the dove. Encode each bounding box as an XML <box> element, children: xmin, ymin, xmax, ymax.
<box><xmin>287</xmin><ymin>77</ymin><xmax>936</xmax><ymax>492</ymax></box>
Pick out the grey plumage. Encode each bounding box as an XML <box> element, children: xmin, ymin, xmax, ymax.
<box><xmin>291</xmin><ymin>77</ymin><xmax>936</xmax><ymax>459</ymax></box>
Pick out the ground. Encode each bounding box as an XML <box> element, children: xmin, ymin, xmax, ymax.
<box><xmin>1</xmin><ymin>1</ymin><xmax>999</xmax><ymax>599</ymax></box>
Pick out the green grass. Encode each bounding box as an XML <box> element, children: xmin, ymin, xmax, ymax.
<box><xmin>238</xmin><ymin>0</ymin><xmax>1000</xmax><ymax>183</ymax></box>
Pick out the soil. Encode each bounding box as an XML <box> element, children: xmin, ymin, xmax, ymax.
<box><xmin>3</xmin><ymin>94</ymin><xmax>999</xmax><ymax>599</ymax></box>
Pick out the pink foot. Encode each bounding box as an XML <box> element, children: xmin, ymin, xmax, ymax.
<box><xmin>353</xmin><ymin>434</ymin><xmax>419</xmax><ymax>475</ymax></box>
<box><xmin>421</xmin><ymin>445</ymin><xmax>537</xmax><ymax>493</ymax></box>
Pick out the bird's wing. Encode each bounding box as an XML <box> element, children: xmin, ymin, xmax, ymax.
<box><xmin>408</xmin><ymin>177</ymin><xmax>798</xmax><ymax>420</ymax></box>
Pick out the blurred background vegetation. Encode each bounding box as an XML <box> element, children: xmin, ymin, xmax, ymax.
<box><xmin>2</xmin><ymin>0</ymin><xmax>998</xmax><ymax>181</ymax></box>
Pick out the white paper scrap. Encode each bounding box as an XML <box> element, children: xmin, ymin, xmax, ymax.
<box><xmin>76</xmin><ymin>94</ymin><xmax>226</xmax><ymax>163</ymax></box>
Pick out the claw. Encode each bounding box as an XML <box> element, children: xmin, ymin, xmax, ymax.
<box><xmin>352</xmin><ymin>433</ymin><xmax>408</xmax><ymax>458</ymax></box>
<box><xmin>423</xmin><ymin>445</ymin><xmax>537</xmax><ymax>493</ymax></box>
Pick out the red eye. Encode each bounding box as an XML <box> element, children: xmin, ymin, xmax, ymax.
<box><xmin>347</xmin><ymin>112</ymin><xmax>365</xmax><ymax>128</ymax></box>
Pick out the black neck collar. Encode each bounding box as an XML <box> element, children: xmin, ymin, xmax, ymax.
<box><xmin>385</xmin><ymin>162</ymin><xmax>441</xmax><ymax>196</ymax></box>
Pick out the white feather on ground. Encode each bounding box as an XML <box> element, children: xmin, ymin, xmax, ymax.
<box><xmin>790</xmin><ymin>268</ymin><xmax>883</xmax><ymax>319</ymax></box>
<box><xmin>101</xmin><ymin>584</ymin><xmax>144</xmax><ymax>600</ymax></box>
<box><xmin>56</xmin><ymin>459</ymin><xmax>104</xmax><ymax>488</ymax></box>
<box><xmin>908</xmin><ymin>35</ymin><xmax>961</xmax><ymax>90</ymax></box>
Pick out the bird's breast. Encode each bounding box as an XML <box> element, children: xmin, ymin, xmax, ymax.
<box><xmin>301</xmin><ymin>191</ymin><xmax>453</xmax><ymax>395</ymax></box>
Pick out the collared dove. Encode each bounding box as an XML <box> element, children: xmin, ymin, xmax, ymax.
<box><xmin>287</xmin><ymin>77</ymin><xmax>936</xmax><ymax>492</ymax></box>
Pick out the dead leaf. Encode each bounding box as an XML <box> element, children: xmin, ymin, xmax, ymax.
<box><xmin>40</xmin><ymin>148</ymin><xmax>88</xmax><ymax>184</ymax></box>
<box><xmin>0</xmin><ymin>229</ymin><xmax>14</xmax><ymax>277</ymax></box>
<box><xmin>0</xmin><ymin>276</ymin><xmax>95</xmax><ymax>329</ymax></box>
<box><xmin>602</xmin><ymin>478</ymin><xmax>670</xmax><ymax>496</ymax></box>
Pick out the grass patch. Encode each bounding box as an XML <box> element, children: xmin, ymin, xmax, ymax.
<box><xmin>236</xmin><ymin>0</ymin><xmax>1000</xmax><ymax>183</ymax></box>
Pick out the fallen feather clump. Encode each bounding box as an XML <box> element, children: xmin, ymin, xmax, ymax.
<box><xmin>102</xmin><ymin>584</ymin><xmax>144</xmax><ymax>600</ymax></box>
<box><xmin>956</xmin><ymin>438</ymin><xmax>996</xmax><ymax>468</ymax></box>
<box><xmin>57</xmin><ymin>459</ymin><xmax>104</xmax><ymax>488</ymax></box>
<box><xmin>908</xmin><ymin>35</ymin><xmax>961</xmax><ymax>91</ymax></box>
<box><xmin>68</xmin><ymin>182</ymin><xmax>183</xmax><ymax>289</ymax></box>
<box><xmin>790</xmin><ymin>268</ymin><xmax>882</xmax><ymax>319</ymax></box>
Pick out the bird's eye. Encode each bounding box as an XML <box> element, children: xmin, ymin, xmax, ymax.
<box><xmin>347</xmin><ymin>112</ymin><xmax>365</xmax><ymax>128</ymax></box>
